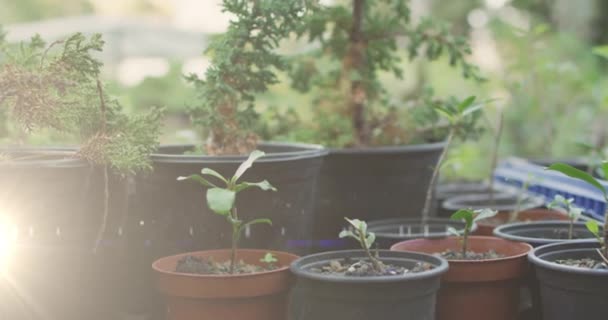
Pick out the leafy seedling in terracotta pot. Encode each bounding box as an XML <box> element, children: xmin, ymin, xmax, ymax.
<box><xmin>176</xmin><ymin>150</ymin><xmax>278</xmax><ymax>274</ymax></box>
<box><xmin>447</xmin><ymin>209</ymin><xmax>499</xmax><ymax>259</ymax></box>
<box><xmin>289</xmin><ymin>217</ymin><xmax>448</xmax><ymax>320</ymax></box>
<box><xmin>152</xmin><ymin>150</ymin><xmax>300</xmax><ymax>320</ymax></box>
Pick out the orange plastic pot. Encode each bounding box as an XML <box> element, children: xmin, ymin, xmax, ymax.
<box><xmin>391</xmin><ymin>236</ymin><xmax>532</xmax><ymax>320</ymax></box>
<box><xmin>152</xmin><ymin>249</ymin><xmax>299</xmax><ymax>320</ymax></box>
<box><xmin>475</xmin><ymin>209</ymin><xmax>568</xmax><ymax>236</ymax></box>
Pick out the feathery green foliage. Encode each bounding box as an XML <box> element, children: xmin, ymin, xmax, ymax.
<box><xmin>0</xmin><ymin>31</ymin><xmax>163</xmax><ymax>174</ymax></box>
<box><xmin>289</xmin><ymin>0</ymin><xmax>484</xmax><ymax>147</ymax></box>
<box><xmin>187</xmin><ymin>0</ymin><xmax>316</xmax><ymax>155</ymax></box>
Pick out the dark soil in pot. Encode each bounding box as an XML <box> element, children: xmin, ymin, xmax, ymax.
<box><xmin>313</xmin><ymin>142</ymin><xmax>445</xmax><ymax>251</ymax></box>
<box><xmin>153</xmin><ymin>249</ymin><xmax>299</xmax><ymax>320</ymax></box>
<box><xmin>528</xmin><ymin>240</ymin><xmax>608</xmax><ymax>320</ymax></box>
<box><xmin>289</xmin><ymin>249</ymin><xmax>448</xmax><ymax>320</ymax></box>
<box><xmin>442</xmin><ymin>194</ymin><xmax>549</xmax><ymax>235</ymax></box>
<box><xmin>367</xmin><ymin>218</ymin><xmax>474</xmax><ymax>249</ymax></box>
<box><xmin>391</xmin><ymin>236</ymin><xmax>532</xmax><ymax>320</ymax></box>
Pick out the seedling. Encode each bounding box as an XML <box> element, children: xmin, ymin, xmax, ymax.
<box><xmin>547</xmin><ymin>163</ymin><xmax>608</xmax><ymax>262</ymax></box>
<box><xmin>421</xmin><ymin>96</ymin><xmax>487</xmax><ymax>220</ymax></box>
<box><xmin>260</xmin><ymin>252</ymin><xmax>278</xmax><ymax>268</ymax></box>
<box><xmin>339</xmin><ymin>218</ymin><xmax>383</xmax><ymax>273</ymax></box>
<box><xmin>178</xmin><ymin>150</ymin><xmax>277</xmax><ymax>274</ymax></box>
<box><xmin>448</xmin><ymin>209</ymin><xmax>497</xmax><ymax>258</ymax></box>
<box><xmin>547</xmin><ymin>195</ymin><xmax>583</xmax><ymax>239</ymax></box>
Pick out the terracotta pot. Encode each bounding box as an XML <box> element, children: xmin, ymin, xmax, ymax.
<box><xmin>475</xmin><ymin>209</ymin><xmax>568</xmax><ymax>236</ymax></box>
<box><xmin>152</xmin><ymin>249</ymin><xmax>299</xmax><ymax>320</ymax></box>
<box><xmin>391</xmin><ymin>236</ymin><xmax>532</xmax><ymax>320</ymax></box>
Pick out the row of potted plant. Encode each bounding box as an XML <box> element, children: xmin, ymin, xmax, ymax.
<box><xmin>151</xmin><ymin>151</ymin><xmax>606</xmax><ymax>320</ymax></box>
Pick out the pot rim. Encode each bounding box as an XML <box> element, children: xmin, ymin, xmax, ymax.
<box><xmin>290</xmin><ymin>249</ymin><xmax>449</xmax><ymax>283</ymax></box>
<box><xmin>152</xmin><ymin>248</ymin><xmax>299</xmax><ymax>279</ymax></box>
<box><xmin>327</xmin><ymin>141</ymin><xmax>446</xmax><ymax>155</ymax></box>
<box><xmin>442</xmin><ymin>192</ymin><xmax>545</xmax><ymax>212</ymax></box>
<box><xmin>367</xmin><ymin>217</ymin><xmax>476</xmax><ymax>239</ymax></box>
<box><xmin>391</xmin><ymin>236</ymin><xmax>533</xmax><ymax>263</ymax></box>
<box><xmin>528</xmin><ymin>239</ymin><xmax>608</xmax><ymax>276</ymax></box>
<box><xmin>493</xmin><ymin>221</ymin><xmax>597</xmax><ymax>245</ymax></box>
<box><xmin>151</xmin><ymin>141</ymin><xmax>327</xmax><ymax>164</ymax></box>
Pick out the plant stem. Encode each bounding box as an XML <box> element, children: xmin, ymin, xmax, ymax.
<box><xmin>229</xmin><ymin>207</ymin><xmax>240</xmax><ymax>274</ymax></box>
<box><xmin>421</xmin><ymin>129</ymin><xmax>454</xmax><ymax>221</ymax></box>
<box><xmin>461</xmin><ymin>227</ymin><xmax>469</xmax><ymax>258</ymax></box>
<box><xmin>348</xmin><ymin>0</ymin><xmax>369</xmax><ymax>146</ymax></box>
<box><xmin>489</xmin><ymin>112</ymin><xmax>503</xmax><ymax>206</ymax></box>
<box><xmin>359</xmin><ymin>230</ymin><xmax>383</xmax><ymax>272</ymax></box>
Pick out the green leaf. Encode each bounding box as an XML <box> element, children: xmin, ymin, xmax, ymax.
<box><xmin>547</xmin><ymin>163</ymin><xmax>607</xmax><ymax>198</ymax></box>
<box><xmin>457</xmin><ymin>96</ymin><xmax>476</xmax><ymax>113</ymax></box>
<box><xmin>447</xmin><ymin>226</ymin><xmax>461</xmax><ymax>237</ymax></box>
<box><xmin>232</xmin><ymin>150</ymin><xmax>265</xmax><ymax>183</ymax></box>
<box><xmin>473</xmin><ymin>208</ymin><xmax>498</xmax><ymax>223</ymax></box>
<box><xmin>364</xmin><ymin>232</ymin><xmax>376</xmax><ymax>249</ymax></box>
<box><xmin>206</xmin><ymin>188</ymin><xmax>236</xmax><ymax>215</ymax></box>
<box><xmin>601</xmin><ymin>162</ymin><xmax>608</xmax><ymax>182</ymax></box>
<box><xmin>586</xmin><ymin>220</ymin><xmax>600</xmax><ymax>238</ymax></box>
<box><xmin>460</xmin><ymin>103</ymin><xmax>484</xmax><ymax>118</ymax></box>
<box><xmin>593</xmin><ymin>45</ymin><xmax>608</xmax><ymax>59</ymax></box>
<box><xmin>201</xmin><ymin>168</ymin><xmax>228</xmax><ymax>185</ymax></box>
<box><xmin>260</xmin><ymin>252</ymin><xmax>278</xmax><ymax>264</ymax></box>
<box><xmin>177</xmin><ymin>174</ymin><xmax>217</xmax><ymax>188</ymax></box>
<box><xmin>234</xmin><ymin>180</ymin><xmax>277</xmax><ymax>192</ymax></box>
<box><xmin>434</xmin><ymin>106</ymin><xmax>455</xmax><ymax>122</ymax></box>
<box><xmin>339</xmin><ymin>229</ymin><xmax>354</xmax><ymax>239</ymax></box>
<box><xmin>345</xmin><ymin>217</ymin><xmax>366</xmax><ymax>235</ymax></box>
<box><xmin>450</xmin><ymin>209</ymin><xmax>474</xmax><ymax>229</ymax></box>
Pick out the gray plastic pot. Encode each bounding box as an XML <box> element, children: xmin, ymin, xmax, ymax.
<box><xmin>528</xmin><ymin>240</ymin><xmax>608</xmax><ymax>320</ymax></box>
<box><xmin>494</xmin><ymin>221</ymin><xmax>599</xmax><ymax>248</ymax></box>
<box><xmin>289</xmin><ymin>249</ymin><xmax>449</xmax><ymax>320</ymax></box>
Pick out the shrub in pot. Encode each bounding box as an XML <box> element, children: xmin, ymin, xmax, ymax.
<box><xmin>153</xmin><ymin>151</ymin><xmax>299</xmax><ymax>320</ymax></box>
<box><xmin>368</xmin><ymin>97</ymin><xmax>486</xmax><ymax>246</ymax></box>
<box><xmin>0</xmin><ymin>31</ymin><xmax>162</xmax><ymax>319</ymax></box>
<box><xmin>526</xmin><ymin>163</ymin><xmax>608</xmax><ymax>319</ymax></box>
<box><xmin>289</xmin><ymin>218</ymin><xmax>448</xmax><ymax>320</ymax></box>
<box><xmin>284</xmin><ymin>0</ymin><xmax>484</xmax><ymax>249</ymax></box>
<box><xmin>391</xmin><ymin>209</ymin><xmax>532</xmax><ymax>320</ymax></box>
<box><xmin>131</xmin><ymin>0</ymin><xmax>326</xmax><ymax>261</ymax></box>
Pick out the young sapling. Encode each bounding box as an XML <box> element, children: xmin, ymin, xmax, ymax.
<box><xmin>178</xmin><ymin>150</ymin><xmax>277</xmax><ymax>274</ymax></box>
<box><xmin>547</xmin><ymin>163</ymin><xmax>608</xmax><ymax>263</ymax></box>
<box><xmin>547</xmin><ymin>194</ymin><xmax>583</xmax><ymax>239</ymax></box>
<box><xmin>421</xmin><ymin>96</ymin><xmax>487</xmax><ymax>220</ymax></box>
<box><xmin>448</xmin><ymin>209</ymin><xmax>497</xmax><ymax>258</ymax></box>
<box><xmin>339</xmin><ymin>218</ymin><xmax>383</xmax><ymax>273</ymax></box>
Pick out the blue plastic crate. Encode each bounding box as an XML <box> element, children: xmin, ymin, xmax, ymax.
<box><xmin>493</xmin><ymin>157</ymin><xmax>607</xmax><ymax>221</ymax></box>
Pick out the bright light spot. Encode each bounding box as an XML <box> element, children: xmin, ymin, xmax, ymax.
<box><xmin>182</xmin><ymin>57</ymin><xmax>211</xmax><ymax>80</ymax></box>
<box><xmin>0</xmin><ymin>216</ymin><xmax>18</xmax><ymax>274</ymax></box>
<box><xmin>468</xmin><ymin>9</ymin><xmax>489</xmax><ymax>29</ymax></box>
<box><xmin>485</xmin><ymin>0</ymin><xmax>510</xmax><ymax>10</ymax></box>
<box><xmin>499</xmin><ymin>6</ymin><xmax>531</xmax><ymax>31</ymax></box>
<box><xmin>117</xmin><ymin>57</ymin><xmax>170</xmax><ymax>86</ymax></box>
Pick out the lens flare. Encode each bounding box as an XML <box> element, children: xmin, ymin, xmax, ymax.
<box><xmin>0</xmin><ymin>216</ymin><xmax>18</xmax><ymax>273</ymax></box>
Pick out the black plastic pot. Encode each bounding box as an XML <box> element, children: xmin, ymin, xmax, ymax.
<box><xmin>435</xmin><ymin>182</ymin><xmax>511</xmax><ymax>217</ymax></box>
<box><xmin>528</xmin><ymin>240</ymin><xmax>608</xmax><ymax>320</ymax></box>
<box><xmin>367</xmin><ymin>218</ymin><xmax>474</xmax><ymax>249</ymax></box>
<box><xmin>0</xmin><ymin>147</ymin><xmax>130</xmax><ymax>320</ymax></box>
<box><xmin>494</xmin><ymin>221</ymin><xmax>599</xmax><ymax>247</ymax></box>
<box><xmin>289</xmin><ymin>249</ymin><xmax>448</xmax><ymax>320</ymax></box>
<box><xmin>128</xmin><ymin>142</ymin><xmax>325</xmax><ymax>318</ymax></box>
<box><xmin>313</xmin><ymin>142</ymin><xmax>445</xmax><ymax>251</ymax></box>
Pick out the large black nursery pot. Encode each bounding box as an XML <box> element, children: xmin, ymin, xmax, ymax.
<box><xmin>528</xmin><ymin>240</ymin><xmax>608</xmax><ymax>320</ymax></box>
<box><xmin>0</xmin><ymin>147</ymin><xmax>130</xmax><ymax>320</ymax></box>
<box><xmin>289</xmin><ymin>249</ymin><xmax>448</xmax><ymax>320</ymax></box>
<box><xmin>129</xmin><ymin>142</ymin><xmax>325</xmax><ymax>318</ymax></box>
<box><xmin>313</xmin><ymin>142</ymin><xmax>445</xmax><ymax>251</ymax></box>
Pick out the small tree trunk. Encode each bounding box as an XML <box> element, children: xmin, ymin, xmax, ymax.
<box><xmin>347</xmin><ymin>0</ymin><xmax>370</xmax><ymax>146</ymax></box>
<box><xmin>489</xmin><ymin>112</ymin><xmax>504</xmax><ymax>205</ymax></box>
<box><xmin>421</xmin><ymin>129</ymin><xmax>454</xmax><ymax>220</ymax></box>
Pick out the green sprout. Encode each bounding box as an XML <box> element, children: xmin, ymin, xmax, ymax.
<box><xmin>547</xmin><ymin>163</ymin><xmax>608</xmax><ymax>263</ymax></box>
<box><xmin>339</xmin><ymin>218</ymin><xmax>383</xmax><ymax>273</ymax></box>
<box><xmin>548</xmin><ymin>194</ymin><xmax>583</xmax><ymax>239</ymax></box>
<box><xmin>178</xmin><ymin>150</ymin><xmax>277</xmax><ymax>274</ymax></box>
<box><xmin>421</xmin><ymin>96</ymin><xmax>487</xmax><ymax>220</ymax></box>
<box><xmin>260</xmin><ymin>252</ymin><xmax>278</xmax><ymax>266</ymax></box>
<box><xmin>448</xmin><ymin>209</ymin><xmax>497</xmax><ymax>258</ymax></box>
